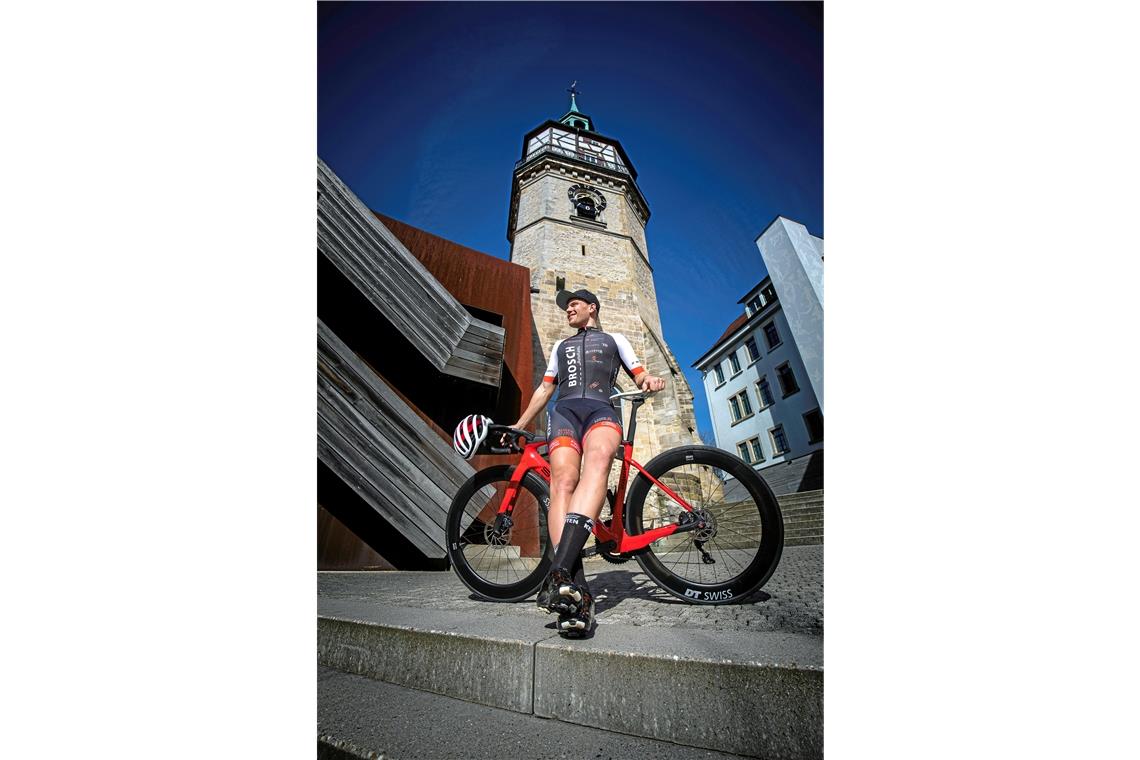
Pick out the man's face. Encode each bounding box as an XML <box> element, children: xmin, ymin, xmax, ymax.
<box><xmin>565</xmin><ymin>298</ymin><xmax>593</xmax><ymax>327</ymax></box>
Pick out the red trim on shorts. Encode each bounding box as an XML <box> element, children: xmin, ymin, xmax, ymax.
<box><xmin>543</xmin><ymin>373</ymin><xmax>556</xmax><ymax>383</ymax></box>
<box><xmin>548</xmin><ymin>435</ymin><xmax>582</xmax><ymax>454</ymax></box>
<box><xmin>631</xmin><ymin>366</ymin><xmax>646</xmax><ymax>378</ymax></box>
<box><xmin>583</xmin><ymin>419</ymin><xmax>623</xmax><ymax>444</ymax></box>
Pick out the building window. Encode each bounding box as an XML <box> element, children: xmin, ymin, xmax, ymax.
<box><xmin>769</xmin><ymin>424</ymin><xmax>790</xmax><ymax>455</ymax></box>
<box><xmin>761</xmin><ymin>284</ymin><xmax>777</xmax><ymax>304</ymax></box>
<box><xmin>803</xmin><ymin>409</ymin><xmax>823</xmax><ymax>444</ymax></box>
<box><xmin>756</xmin><ymin>376</ymin><xmax>775</xmax><ymax>408</ymax></box>
<box><xmin>713</xmin><ymin>363</ymin><xmax>725</xmax><ymax>386</ymax></box>
<box><xmin>776</xmin><ymin>362</ymin><xmax>799</xmax><ymax>397</ymax></box>
<box><xmin>728</xmin><ymin>389</ymin><xmax>753</xmax><ymax>423</ymax></box>
<box><xmin>728</xmin><ymin>351</ymin><xmax>741</xmax><ymax>375</ymax></box>
<box><xmin>746</xmin><ymin>295</ymin><xmax>762</xmax><ymax>314</ymax></box>
<box><xmin>737</xmin><ymin>436</ymin><xmax>765</xmax><ymax>464</ymax></box>
<box><xmin>763</xmin><ymin>321</ymin><xmax>781</xmax><ymax>350</ymax></box>
<box><xmin>745</xmin><ymin>336</ymin><xmax>760</xmax><ymax>363</ymax></box>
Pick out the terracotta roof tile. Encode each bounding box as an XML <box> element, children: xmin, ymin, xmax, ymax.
<box><xmin>712</xmin><ymin>313</ymin><xmax>749</xmax><ymax>346</ymax></box>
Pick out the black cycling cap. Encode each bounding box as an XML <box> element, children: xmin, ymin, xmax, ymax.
<box><xmin>556</xmin><ymin>288</ymin><xmax>601</xmax><ymax>312</ymax></box>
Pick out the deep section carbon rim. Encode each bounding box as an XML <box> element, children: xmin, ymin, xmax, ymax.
<box><xmin>446</xmin><ymin>466</ymin><xmax>551</xmax><ymax>601</ymax></box>
<box><xmin>625</xmin><ymin>446</ymin><xmax>783</xmax><ymax>603</ymax></box>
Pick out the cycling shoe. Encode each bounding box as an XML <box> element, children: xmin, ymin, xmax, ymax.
<box><xmin>557</xmin><ymin>584</ymin><xmax>595</xmax><ymax>638</ymax></box>
<box><xmin>535</xmin><ymin>571</ymin><xmax>556</xmax><ymax>612</ymax></box>
<box><xmin>539</xmin><ymin>567</ymin><xmax>577</xmax><ymax>615</ymax></box>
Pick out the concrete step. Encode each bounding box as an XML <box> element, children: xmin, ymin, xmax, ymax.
<box><xmin>776</xmin><ymin>489</ymin><xmax>823</xmax><ymax>503</ymax></box>
<box><xmin>319</xmin><ymin>665</ymin><xmax>754</xmax><ymax>760</ymax></box>
<box><xmin>784</xmin><ymin>518</ymin><xmax>824</xmax><ymax>532</ymax></box>
<box><xmin>777</xmin><ymin>504</ymin><xmax>823</xmax><ymax>516</ymax></box>
<box><xmin>319</xmin><ymin>610</ymin><xmax>821</xmax><ymax>759</ymax></box>
<box><xmin>780</xmin><ymin>511</ymin><xmax>822</xmax><ymax>523</ymax></box>
<box><xmin>778</xmin><ymin>495</ymin><xmax>822</xmax><ymax>505</ymax></box>
<box><xmin>778</xmin><ymin>503</ymin><xmax>823</xmax><ymax>515</ymax></box>
<box><xmin>318</xmin><ymin>555</ymin><xmax>823</xmax><ymax>760</ymax></box>
<box><xmin>785</xmin><ymin>534</ymin><xmax>823</xmax><ymax>546</ymax></box>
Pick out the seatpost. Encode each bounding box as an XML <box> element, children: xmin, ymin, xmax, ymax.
<box><xmin>625</xmin><ymin>398</ymin><xmax>645</xmax><ymax>444</ymax></box>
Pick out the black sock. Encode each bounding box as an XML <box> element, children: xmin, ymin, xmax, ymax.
<box><xmin>552</xmin><ymin>512</ymin><xmax>594</xmax><ymax>572</ymax></box>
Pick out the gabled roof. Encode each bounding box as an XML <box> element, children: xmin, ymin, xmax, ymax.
<box><xmin>712</xmin><ymin>313</ymin><xmax>749</xmax><ymax>347</ymax></box>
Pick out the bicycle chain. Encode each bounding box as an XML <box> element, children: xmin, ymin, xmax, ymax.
<box><xmin>594</xmin><ymin>519</ymin><xmax>631</xmax><ymax>564</ymax></box>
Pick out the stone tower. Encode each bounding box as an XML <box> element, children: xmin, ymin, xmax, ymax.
<box><xmin>507</xmin><ymin>85</ymin><xmax>701</xmax><ymax>464</ymax></box>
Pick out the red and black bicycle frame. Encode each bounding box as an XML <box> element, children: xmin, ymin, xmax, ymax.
<box><xmin>496</xmin><ymin>409</ymin><xmax>698</xmax><ymax>554</ymax></box>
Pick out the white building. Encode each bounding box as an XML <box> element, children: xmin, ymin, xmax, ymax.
<box><xmin>692</xmin><ymin>219</ymin><xmax>823</xmax><ymax>495</ymax></box>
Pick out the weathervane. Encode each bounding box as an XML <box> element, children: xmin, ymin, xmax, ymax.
<box><xmin>567</xmin><ymin>80</ymin><xmax>581</xmax><ymax>112</ymax></box>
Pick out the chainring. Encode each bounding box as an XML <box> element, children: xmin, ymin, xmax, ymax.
<box><xmin>594</xmin><ymin>518</ymin><xmax>631</xmax><ymax>564</ymax></box>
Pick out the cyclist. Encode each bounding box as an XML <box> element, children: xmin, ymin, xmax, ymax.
<box><xmin>506</xmin><ymin>288</ymin><xmax>666</xmax><ymax>637</ymax></box>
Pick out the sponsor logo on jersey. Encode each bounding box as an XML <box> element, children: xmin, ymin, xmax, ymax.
<box><xmin>565</xmin><ymin>344</ymin><xmax>579</xmax><ymax>387</ymax></box>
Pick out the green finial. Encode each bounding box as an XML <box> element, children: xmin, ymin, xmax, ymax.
<box><xmin>567</xmin><ymin>80</ymin><xmax>581</xmax><ymax>113</ymax></box>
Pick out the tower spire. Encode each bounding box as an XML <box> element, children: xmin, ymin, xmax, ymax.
<box><xmin>567</xmin><ymin>80</ymin><xmax>581</xmax><ymax>113</ymax></box>
<box><xmin>559</xmin><ymin>81</ymin><xmax>593</xmax><ymax>131</ymax></box>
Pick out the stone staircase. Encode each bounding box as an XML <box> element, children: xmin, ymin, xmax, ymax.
<box><xmin>778</xmin><ymin>489</ymin><xmax>823</xmax><ymax>546</ymax></box>
<box><xmin>651</xmin><ymin>488</ymin><xmax>823</xmax><ymax>552</ymax></box>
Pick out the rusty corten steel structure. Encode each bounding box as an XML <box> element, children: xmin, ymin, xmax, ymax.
<box><xmin>318</xmin><ymin>213</ymin><xmax>538</xmax><ymax>570</ymax></box>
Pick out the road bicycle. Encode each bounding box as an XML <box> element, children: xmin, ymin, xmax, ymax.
<box><xmin>446</xmin><ymin>390</ymin><xmax>784</xmax><ymax>605</ymax></box>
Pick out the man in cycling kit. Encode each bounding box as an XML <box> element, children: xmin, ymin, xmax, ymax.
<box><xmin>507</xmin><ymin>289</ymin><xmax>666</xmax><ymax>637</ymax></box>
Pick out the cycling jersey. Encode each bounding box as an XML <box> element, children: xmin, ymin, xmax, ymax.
<box><xmin>542</xmin><ymin>327</ymin><xmax>645</xmax><ymax>454</ymax></box>
<box><xmin>546</xmin><ymin>398</ymin><xmax>622</xmax><ymax>454</ymax></box>
<box><xmin>542</xmin><ymin>327</ymin><xmax>645</xmax><ymax>406</ymax></box>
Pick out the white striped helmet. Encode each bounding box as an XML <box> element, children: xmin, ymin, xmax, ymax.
<box><xmin>452</xmin><ymin>414</ymin><xmax>493</xmax><ymax>460</ymax></box>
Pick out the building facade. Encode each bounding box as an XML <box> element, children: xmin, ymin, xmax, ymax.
<box><xmin>693</xmin><ymin>269</ymin><xmax>823</xmax><ymax>495</ymax></box>
<box><xmin>507</xmin><ymin>90</ymin><xmax>701</xmax><ymax>463</ymax></box>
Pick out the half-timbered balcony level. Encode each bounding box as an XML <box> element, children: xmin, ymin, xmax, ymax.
<box><xmin>513</xmin><ymin>127</ymin><xmax>632</xmax><ymax>178</ymax></box>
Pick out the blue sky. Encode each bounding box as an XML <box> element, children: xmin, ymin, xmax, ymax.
<box><xmin>318</xmin><ymin>1</ymin><xmax>822</xmax><ymax>439</ymax></box>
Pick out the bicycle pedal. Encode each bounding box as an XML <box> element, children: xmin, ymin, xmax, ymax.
<box><xmin>557</xmin><ymin>584</ymin><xmax>582</xmax><ymax>603</ymax></box>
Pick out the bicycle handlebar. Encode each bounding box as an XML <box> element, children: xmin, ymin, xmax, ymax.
<box><xmin>609</xmin><ymin>389</ymin><xmax>658</xmax><ymax>402</ymax></box>
<box><xmin>486</xmin><ymin>424</ymin><xmax>538</xmax><ymax>455</ymax></box>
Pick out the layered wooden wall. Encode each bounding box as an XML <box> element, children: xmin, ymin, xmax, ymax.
<box><xmin>317</xmin><ymin>159</ymin><xmax>536</xmax><ymax>569</ymax></box>
<box><xmin>318</xmin><ymin>158</ymin><xmax>505</xmax><ymax>387</ymax></box>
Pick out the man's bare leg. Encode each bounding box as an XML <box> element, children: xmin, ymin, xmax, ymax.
<box><xmin>547</xmin><ymin>446</ymin><xmax>580</xmax><ymax>548</ymax></box>
<box><xmin>567</xmin><ymin>427</ymin><xmax>621</xmax><ymax>521</ymax></box>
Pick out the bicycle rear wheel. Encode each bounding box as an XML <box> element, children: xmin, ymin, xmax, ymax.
<box><xmin>624</xmin><ymin>445</ymin><xmax>783</xmax><ymax>604</ymax></box>
<box><xmin>446</xmin><ymin>465</ymin><xmax>553</xmax><ymax>602</ymax></box>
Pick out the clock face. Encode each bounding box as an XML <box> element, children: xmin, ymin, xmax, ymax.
<box><xmin>567</xmin><ymin>184</ymin><xmax>607</xmax><ymax>214</ymax></box>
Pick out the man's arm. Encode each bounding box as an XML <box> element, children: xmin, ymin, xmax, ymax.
<box><xmin>613</xmin><ymin>333</ymin><xmax>666</xmax><ymax>392</ymax></box>
<box><xmin>511</xmin><ymin>381</ymin><xmax>556</xmax><ymax>431</ymax></box>
<box><xmin>502</xmin><ymin>381</ymin><xmax>556</xmax><ymax>445</ymax></box>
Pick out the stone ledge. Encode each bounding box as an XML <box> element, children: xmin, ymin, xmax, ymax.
<box><xmin>318</xmin><ymin>599</ymin><xmax>822</xmax><ymax>759</ymax></box>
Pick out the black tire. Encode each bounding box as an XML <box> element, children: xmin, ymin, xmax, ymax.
<box><xmin>446</xmin><ymin>465</ymin><xmax>553</xmax><ymax>602</ymax></box>
<box><xmin>624</xmin><ymin>445</ymin><xmax>783</xmax><ymax>604</ymax></box>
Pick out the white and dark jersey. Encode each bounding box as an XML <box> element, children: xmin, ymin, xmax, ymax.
<box><xmin>543</xmin><ymin>327</ymin><xmax>645</xmax><ymax>405</ymax></box>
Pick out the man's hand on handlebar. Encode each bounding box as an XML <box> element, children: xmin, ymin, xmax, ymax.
<box><xmin>638</xmin><ymin>373</ymin><xmax>666</xmax><ymax>393</ymax></box>
<box><xmin>497</xmin><ymin>424</ymin><xmax>534</xmax><ymax>451</ymax></box>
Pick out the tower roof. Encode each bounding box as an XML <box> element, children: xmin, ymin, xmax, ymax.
<box><xmin>558</xmin><ymin>81</ymin><xmax>595</xmax><ymax>132</ymax></box>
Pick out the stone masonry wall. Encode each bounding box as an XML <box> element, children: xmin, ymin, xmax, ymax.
<box><xmin>510</xmin><ymin>161</ymin><xmax>701</xmax><ymax>472</ymax></box>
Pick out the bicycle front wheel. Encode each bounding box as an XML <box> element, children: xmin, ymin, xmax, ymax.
<box><xmin>446</xmin><ymin>465</ymin><xmax>553</xmax><ymax>602</ymax></box>
<box><xmin>624</xmin><ymin>445</ymin><xmax>783</xmax><ymax>604</ymax></box>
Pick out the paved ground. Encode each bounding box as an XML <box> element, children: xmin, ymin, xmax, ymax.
<box><xmin>319</xmin><ymin>544</ymin><xmax>821</xmax><ymax>637</ymax></box>
<box><xmin>319</xmin><ymin>666</ymin><xmax>763</xmax><ymax>760</ymax></box>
